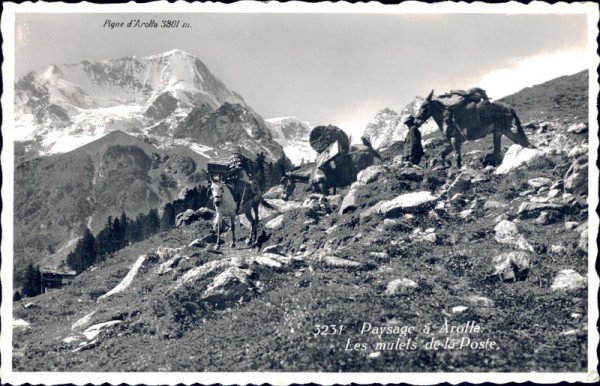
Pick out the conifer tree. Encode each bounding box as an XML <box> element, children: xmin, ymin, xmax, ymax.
<box><xmin>160</xmin><ymin>203</ymin><xmax>176</xmax><ymax>231</ymax></box>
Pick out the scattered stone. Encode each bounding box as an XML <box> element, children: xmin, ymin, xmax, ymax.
<box><xmin>263</xmin><ymin>244</ymin><xmax>285</xmax><ymax>256</ymax></box>
<box><xmin>459</xmin><ymin>209</ymin><xmax>473</xmax><ymax>219</ymax></box>
<box><xmin>484</xmin><ymin>200</ymin><xmax>508</xmax><ymax>211</ymax></box>
<box><xmin>452</xmin><ymin>306</ymin><xmax>468</xmax><ymax>314</ymax></box>
<box><xmin>397</xmin><ymin>166</ymin><xmax>424</xmax><ymax>182</ymax></box>
<box><xmin>72</xmin><ymin>311</ymin><xmax>96</xmax><ymax>331</ymax></box>
<box><xmin>13</xmin><ymin>319</ymin><xmax>30</xmax><ymax>329</ymax></box>
<box><xmin>62</xmin><ymin>336</ymin><xmax>81</xmax><ymax>344</ymax></box>
<box><xmin>320</xmin><ymin>255</ymin><xmax>361</xmax><ymax>268</ymax></box>
<box><xmin>494</xmin><ymin>220</ymin><xmax>533</xmax><ymax>252</ymax></box>
<box><xmin>535</xmin><ymin>211</ymin><xmax>561</xmax><ymax>225</ymax></box>
<box><xmin>157</xmin><ymin>254</ymin><xmax>182</xmax><ymax>276</ymax></box>
<box><xmin>202</xmin><ymin>267</ymin><xmax>254</xmax><ymax>304</ymax></box>
<box><xmin>564</xmin><ymin>157</ymin><xmax>588</xmax><ymax>196</ymax></box>
<box><xmin>380</xmin><ymin>191</ymin><xmax>438</xmax><ymax>218</ymax></box>
<box><xmin>253</xmin><ymin>255</ymin><xmax>283</xmax><ymax>268</ymax></box>
<box><xmin>578</xmin><ymin>228</ymin><xmax>588</xmax><ymax>252</ymax></box>
<box><xmin>339</xmin><ymin>188</ymin><xmax>360</xmax><ymax>214</ymax></box>
<box><xmin>567</xmin><ymin>122</ymin><xmax>587</xmax><ymax>134</ymax></box>
<box><xmin>527</xmin><ymin>177</ymin><xmax>552</xmax><ymax>189</ymax></box>
<box><xmin>157</xmin><ymin>246</ymin><xmax>182</xmax><ymax>260</ymax></box>
<box><xmin>265</xmin><ymin>214</ymin><xmax>284</xmax><ymax>229</ymax></box>
<box><xmin>383</xmin><ymin>218</ymin><xmax>411</xmax><ymax>232</ymax></box>
<box><xmin>494</xmin><ymin>145</ymin><xmax>543</xmax><ymax>174</ymax></box>
<box><xmin>356</xmin><ymin>165</ymin><xmax>388</xmax><ymax>185</ymax></box>
<box><xmin>550</xmin><ymin>245</ymin><xmax>567</xmax><ymax>254</ymax></box>
<box><xmin>385</xmin><ymin>278</ymin><xmax>418</xmax><ymax>295</ymax></box>
<box><xmin>568</xmin><ymin>144</ymin><xmax>587</xmax><ymax>159</ymax></box>
<box><xmin>83</xmin><ymin>320</ymin><xmax>122</xmax><ymax>340</ymax></box>
<box><xmin>368</xmin><ymin>351</ymin><xmax>382</xmax><ymax>359</ymax></box>
<box><xmin>550</xmin><ymin>269</ymin><xmax>586</xmax><ymax>291</ymax></box>
<box><xmin>493</xmin><ymin>251</ymin><xmax>531</xmax><ymax>281</ymax></box>
<box><xmin>518</xmin><ymin>202</ymin><xmax>568</xmax><ymax>218</ymax></box>
<box><xmin>188</xmin><ymin>239</ymin><xmax>205</xmax><ymax>248</ymax></box>
<box><xmin>263</xmin><ymin>185</ymin><xmax>284</xmax><ymax>199</ymax></box>
<box><xmin>468</xmin><ymin>296</ymin><xmax>495</xmax><ymax>308</ymax></box>
<box><xmin>446</xmin><ymin>173</ymin><xmax>472</xmax><ymax>197</ymax></box>
<box><xmin>547</xmin><ymin>189</ymin><xmax>560</xmax><ymax>198</ymax></box>
<box><xmin>369</xmin><ymin>251</ymin><xmax>389</xmax><ymax>260</ymax></box>
<box><xmin>565</xmin><ymin>221</ymin><xmax>578</xmax><ymax>230</ymax></box>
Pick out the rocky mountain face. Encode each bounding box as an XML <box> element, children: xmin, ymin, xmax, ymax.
<box><xmin>14</xmin><ymin>131</ymin><xmax>208</xmax><ymax>273</ymax></box>
<box><xmin>265</xmin><ymin>116</ymin><xmax>311</xmax><ymax>141</ymax></box>
<box><xmin>13</xmin><ymin>71</ymin><xmax>590</xmax><ymax>372</ymax></box>
<box><xmin>14</xmin><ymin>49</ymin><xmax>283</xmax><ymax>162</ymax></box>
<box><xmin>265</xmin><ymin>117</ymin><xmax>315</xmax><ymax>165</ymax></box>
<box><xmin>363</xmin><ymin>97</ymin><xmax>438</xmax><ymax>150</ymax></box>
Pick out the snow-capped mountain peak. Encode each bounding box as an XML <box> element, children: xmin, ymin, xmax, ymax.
<box><xmin>15</xmin><ymin>49</ymin><xmax>281</xmax><ymax>158</ymax></box>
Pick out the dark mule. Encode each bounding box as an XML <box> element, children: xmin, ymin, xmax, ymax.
<box><xmin>280</xmin><ymin>136</ymin><xmax>381</xmax><ymax>199</ymax></box>
<box><xmin>413</xmin><ymin>90</ymin><xmax>531</xmax><ymax>169</ymax></box>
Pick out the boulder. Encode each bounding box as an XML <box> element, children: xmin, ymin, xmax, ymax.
<box><xmin>385</xmin><ymin>278</ymin><xmax>418</xmax><ymax>295</ymax></box>
<box><xmin>564</xmin><ymin>157</ymin><xmax>587</xmax><ymax>196</ymax></box>
<box><xmin>339</xmin><ymin>188</ymin><xmax>360</xmax><ymax>214</ymax></box>
<box><xmin>396</xmin><ymin>166</ymin><xmax>424</xmax><ymax>182</ymax></box>
<box><xmin>567</xmin><ymin>122</ymin><xmax>587</xmax><ymax>134</ymax></box>
<box><xmin>265</xmin><ymin>214</ymin><xmax>284</xmax><ymax>229</ymax></box>
<box><xmin>550</xmin><ymin>245</ymin><xmax>567</xmax><ymax>254</ymax></box>
<box><xmin>550</xmin><ymin>269</ymin><xmax>586</xmax><ymax>291</ymax></box>
<box><xmin>494</xmin><ymin>220</ymin><xmax>533</xmax><ymax>252</ymax></box>
<box><xmin>262</xmin><ymin>244</ymin><xmax>285</xmax><ymax>255</ymax></box>
<box><xmin>492</xmin><ymin>251</ymin><xmax>531</xmax><ymax>281</ymax></box>
<box><xmin>467</xmin><ymin>295</ymin><xmax>495</xmax><ymax>307</ymax></box>
<box><xmin>383</xmin><ymin>218</ymin><xmax>411</xmax><ymax>232</ymax></box>
<box><xmin>320</xmin><ymin>255</ymin><xmax>361</xmax><ymax>268</ymax></box>
<box><xmin>484</xmin><ymin>200</ymin><xmax>508</xmax><ymax>211</ymax></box>
<box><xmin>356</xmin><ymin>165</ymin><xmax>387</xmax><ymax>185</ymax></box>
<box><xmin>446</xmin><ymin>173</ymin><xmax>472</xmax><ymax>197</ymax></box>
<box><xmin>527</xmin><ymin>177</ymin><xmax>552</xmax><ymax>189</ymax></box>
<box><xmin>494</xmin><ymin>145</ymin><xmax>543</xmax><ymax>174</ymax></box>
<box><xmin>578</xmin><ymin>228</ymin><xmax>588</xmax><ymax>252</ymax></box>
<box><xmin>201</xmin><ymin>267</ymin><xmax>254</xmax><ymax>305</ymax></box>
<box><xmin>359</xmin><ymin>202</ymin><xmax>383</xmax><ymax>224</ymax></box>
<box><xmin>380</xmin><ymin>191</ymin><xmax>438</xmax><ymax>218</ymax></box>
<box><xmin>517</xmin><ymin>202</ymin><xmax>568</xmax><ymax>219</ymax></box>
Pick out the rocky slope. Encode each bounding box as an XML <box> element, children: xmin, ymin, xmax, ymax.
<box><xmin>14</xmin><ymin>49</ymin><xmax>283</xmax><ymax>161</ymax></box>
<box><xmin>363</xmin><ymin>97</ymin><xmax>438</xmax><ymax>150</ymax></box>
<box><xmin>13</xmin><ymin>96</ymin><xmax>590</xmax><ymax>373</ymax></box>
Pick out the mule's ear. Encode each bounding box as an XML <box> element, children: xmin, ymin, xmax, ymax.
<box><xmin>426</xmin><ymin>89</ymin><xmax>434</xmax><ymax>101</ymax></box>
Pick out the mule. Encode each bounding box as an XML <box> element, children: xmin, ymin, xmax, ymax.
<box><xmin>413</xmin><ymin>90</ymin><xmax>531</xmax><ymax>169</ymax></box>
<box><xmin>280</xmin><ymin>136</ymin><xmax>381</xmax><ymax>199</ymax></box>
<box><xmin>209</xmin><ymin>178</ymin><xmax>275</xmax><ymax>250</ymax></box>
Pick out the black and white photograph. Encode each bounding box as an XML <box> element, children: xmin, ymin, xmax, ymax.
<box><xmin>1</xmin><ymin>1</ymin><xmax>598</xmax><ymax>384</ymax></box>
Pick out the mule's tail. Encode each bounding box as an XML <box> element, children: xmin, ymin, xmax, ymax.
<box><xmin>510</xmin><ymin>108</ymin><xmax>531</xmax><ymax>148</ymax></box>
<box><xmin>360</xmin><ymin>135</ymin><xmax>382</xmax><ymax>160</ymax></box>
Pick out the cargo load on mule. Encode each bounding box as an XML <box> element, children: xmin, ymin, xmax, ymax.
<box><xmin>207</xmin><ymin>158</ymin><xmax>231</xmax><ymax>181</ymax></box>
<box><xmin>310</xmin><ymin>125</ymin><xmax>355</xmax><ymax>188</ymax></box>
<box><xmin>309</xmin><ymin>124</ymin><xmax>351</xmax><ymax>154</ymax></box>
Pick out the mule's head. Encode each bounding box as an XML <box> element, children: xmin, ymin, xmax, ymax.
<box><xmin>209</xmin><ymin>180</ymin><xmax>225</xmax><ymax>207</ymax></box>
<box><xmin>413</xmin><ymin>89</ymin><xmax>435</xmax><ymax>127</ymax></box>
<box><xmin>280</xmin><ymin>173</ymin><xmax>296</xmax><ymax>201</ymax></box>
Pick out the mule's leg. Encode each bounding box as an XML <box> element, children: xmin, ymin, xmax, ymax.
<box><xmin>440</xmin><ymin>142</ymin><xmax>454</xmax><ymax>168</ymax></box>
<box><xmin>253</xmin><ymin>203</ymin><xmax>259</xmax><ymax>245</ymax></box>
<box><xmin>214</xmin><ymin>214</ymin><xmax>221</xmax><ymax>250</ymax></box>
<box><xmin>451</xmin><ymin>137</ymin><xmax>462</xmax><ymax>169</ymax></box>
<box><xmin>245</xmin><ymin>211</ymin><xmax>254</xmax><ymax>245</ymax></box>
<box><xmin>230</xmin><ymin>216</ymin><xmax>236</xmax><ymax>248</ymax></box>
<box><xmin>502</xmin><ymin>126</ymin><xmax>522</xmax><ymax>145</ymax></box>
<box><xmin>333</xmin><ymin>187</ymin><xmax>337</xmax><ymax>195</ymax></box>
<box><xmin>491</xmin><ymin>131</ymin><xmax>502</xmax><ymax>166</ymax></box>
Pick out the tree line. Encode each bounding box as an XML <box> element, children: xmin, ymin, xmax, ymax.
<box><xmin>66</xmin><ymin>186</ymin><xmax>209</xmax><ymax>274</ymax></box>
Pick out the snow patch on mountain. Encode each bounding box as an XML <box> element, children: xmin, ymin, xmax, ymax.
<box><xmin>363</xmin><ymin>97</ymin><xmax>439</xmax><ymax>150</ymax></box>
<box><xmin>265</xmin><ymin>117</ymin><xmax>314</xmax><ymax>165</ymax></box>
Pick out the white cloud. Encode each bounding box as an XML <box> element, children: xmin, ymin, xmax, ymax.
<box><xmin>476</xmin><ymin>49</ymin><xmax>588</xmax><ymax>99</ymax></box>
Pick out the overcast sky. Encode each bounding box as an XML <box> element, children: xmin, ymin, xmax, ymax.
<box><xmin>14</xmin><ymin>12</ymin><xmax>590</xmax><ymax>138</ymax></box>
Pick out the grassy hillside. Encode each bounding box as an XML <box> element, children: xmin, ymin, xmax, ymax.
<box><xmin>498</xmin><ymin>70</ymin><xmax>588</xmax><ymax>123</ymax></box>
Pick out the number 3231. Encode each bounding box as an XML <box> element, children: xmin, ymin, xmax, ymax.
<box><xmin>313</xmin><ymin>324</ymin><xmax>345</xmax><ymax>336</ymax></box>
